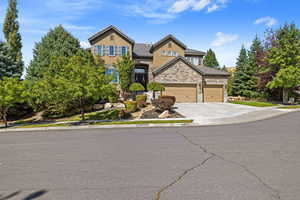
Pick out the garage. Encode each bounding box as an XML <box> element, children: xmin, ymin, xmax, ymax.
<box><xmin>163</xmin><ymin>83</ymin><xmax>197</xmax><ymax>103</ymax></box>
<box><xmin>203</xmin><ymin>85</ymin><xmax>224</xmax><ymax>102</ymax></box>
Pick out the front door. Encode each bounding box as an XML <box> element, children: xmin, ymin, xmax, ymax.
<box><xmin>134</xmin><ymin>66</ymin><xmax>148</xmax><ymax>90</ymax></box>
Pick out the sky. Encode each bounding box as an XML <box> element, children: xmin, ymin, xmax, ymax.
<box><xmin>0</xmin><ymin>0</ymin><xmax>299</xmax><ymax>73</ymax></box>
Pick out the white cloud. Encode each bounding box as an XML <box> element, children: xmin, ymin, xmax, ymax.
<box><xmin>168</xmin><ymin>0</ymin><xmax>227</xmax><ymax>13</ymax></box>
<box><xmin>64</xmin><ymin>25</ymin><xmax>94</xmax><ymax>31</ymax></box>
<box><xmin>211</xmin><ymin>32</ymin><xmax>239</xmax><ymax>47</ymax></box>
<box><xmin>80</xmin><ymin>41</ymin><xmax>91</xmax><ymax>49</ymax></box>
<box><xmin>127</xmin><ymin>0</ymin><xmax>176</xmax><ymax>24</ymax></box>
<box><xmin>255</xmin><ymin>16</ymin><xmax>277</xmax><ymax>27</ymax></box>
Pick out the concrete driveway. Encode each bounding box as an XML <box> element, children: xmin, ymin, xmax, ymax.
<box><xmin>175</xmin><ymin>103</ymin><xmax>275</xmax><ymax>123</ymax></box>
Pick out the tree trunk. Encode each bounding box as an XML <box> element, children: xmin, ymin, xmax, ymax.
<box><xmin>282</xmin><ymin>88</ymin><xmax>289</xmax><ymax>104</ymax></box>
<box><xmin>80</xmin><ymin>107</ymin><xmax>85</xmax><ymax>121</ymax></box>
<box><xmin>152</xmin><ymin>91</ymin><xmax>155</xmax><ymax>100</ymax></box>
<box><xmin>3</xmin><ymin>112</ymin><xmax>8</xmax><ymax>128</ymax></box>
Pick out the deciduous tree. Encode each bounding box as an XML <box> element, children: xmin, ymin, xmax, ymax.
<box><xmin>0</xmin><ymin>77</ymin><xmax>25</xmax><ymax>127</ymax></box>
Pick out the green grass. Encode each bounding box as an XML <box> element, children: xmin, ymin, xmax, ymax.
<box><xmin>14</xmin><ymin>119</ymin><xmax>193</xmax><ymax>129</ymax></box>
<box><xmin>15</xmin><ymin>123</ymin><xmax>70</xmax><ymax>129</ymax></box>
<box><xmin>278</xmin><ymin>105</ymin><xmax>300</xmax><ymax>109</ymax></box>
<box><xmin>229</xmin><ymin>101</ymin><xmax>278</xmax><ymax>107</ymax></box>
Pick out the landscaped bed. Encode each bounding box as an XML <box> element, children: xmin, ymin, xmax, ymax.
<box><xmin>229</xmin><ymin>101</ymin><xmax>278</xmax><ymax>107</ymax></box>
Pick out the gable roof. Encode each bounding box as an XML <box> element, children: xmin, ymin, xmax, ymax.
<box><xmin>150</xmin><ymin>34</ymin><xmax>187</xmax><ymax>53</ymax></box>
<box><xmin>88</xmin><ymin>25</ymin><xmax>135</xmax><ymax>45</ymax></box>
<box><xmin>185</xmin><ymin>48</ymin><xmax>206</xmax><ymax>56</ymax></box>
<box><xmin>133</xmin><ymin>43</ymin><xmax>206</xmax><ymax>58</ymax></box>
<box><xmin>153</xmin><ymin>56</ymin><xmax>230</xmax><ymax>76</ymax></box>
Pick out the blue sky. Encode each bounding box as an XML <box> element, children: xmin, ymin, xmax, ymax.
<box><xmin>0</xmin><ymin>0</ymin><xmax>299</xmax><ymax>72</ymax></box>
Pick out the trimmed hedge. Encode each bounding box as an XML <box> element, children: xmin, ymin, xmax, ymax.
<box><xmin>124</xmin><ymin>101</ymin><xmax>138</xmax><ymax>112</ymax></box>
<box><xmin>159</xmin><ymin>95</ymin><xmax>176</xmax><ymax>106</ymax></box>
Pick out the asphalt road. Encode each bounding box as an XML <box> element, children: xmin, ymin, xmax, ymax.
<box><xmin>0</xmin><ymin>112</ymin><xmax>300</xmax><ymax>200</ymax></box>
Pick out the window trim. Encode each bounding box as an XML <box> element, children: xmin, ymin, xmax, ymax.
<box><xmin>109</xmin><ymin>45</ymin><xmax>115</xmax><ymax>56</ymax></box>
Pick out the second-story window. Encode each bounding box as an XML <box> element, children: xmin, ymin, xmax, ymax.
<box><xmin>109</xmin><ymin>46</ymin><xmax>115</xmax><ymax>56</ymax></box>
<box><xmin>121</xmin><ymin>46</ymin><xmax>128</xmax><ymax>55</ymax></box>
<box><xmin>97</xmin><ymin>45</ymin><xmax>103</xmax><ymax>56</ymax></box>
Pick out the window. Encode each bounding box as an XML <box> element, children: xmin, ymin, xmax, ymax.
<box><xmin>97</xmin><ymin>45</ymin><xmax>103</xmax><ymax>56</ymax></box>
<box><xmin>105</xmin><ymin>68</ymin><xmax>119</xmax><ymax>83</ymax></box>
<box><xmin>168</xmin><ymin>42</ymin><xmax>172</xmax><ymax>48</ymax></box>
<box><xmin>167</xmin><ymin>51</ymin><xmax>172</xmax><ymax>56</ymax></box>
<box><xmin>185</xmin><ymin>56</ymin><xmax>200</xmax><ymax>65</ymax></box>
<box><xmin>121</xmin><ymin>46</ymin><xmax>128</xmax><ymax>55</ymax></box>
<box><xmin>109</xmin><ymin>46</ymin><xmax>115</xmax><ymax>56</ymax></box>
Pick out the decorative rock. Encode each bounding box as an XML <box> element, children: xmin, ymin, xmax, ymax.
<box><xmin>113</xmin><ymin>103</ymin><xmax>126</xmax><ymax>108</ymax></box>
<box><xmin>104</xmin><ymin>103</ymin><xmax>113</xmax><ymax>109</ymax></box>
<box><xmin>93</xmin><ymin>104</ymin><xmax>104</xmax><ymax>110</ymax></box>
<box><xmin>159</xmin><ymin>110</ymin><xmax>171</xmax><ymax>119</ymax></box>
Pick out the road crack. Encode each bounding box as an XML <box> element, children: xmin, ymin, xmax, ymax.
<box><xmin>155</xmin><ymin>155</ymin><xmax>215</xmax><ymax>200</ymax></box>
<box><xmin>177</xmin><ymin>132</ymin><xmax>281</xmax><ymax>200</ymax></box>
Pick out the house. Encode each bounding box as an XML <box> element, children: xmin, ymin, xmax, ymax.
<box><xmin>88</xmin><ymin>25</ymin><xmax>230</xmax><ymax>103</ymax></box>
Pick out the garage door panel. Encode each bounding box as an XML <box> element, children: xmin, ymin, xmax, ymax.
<box><xmin>203</xmin><ymin>85</ymin><xmax>223</xmax><ymax>102</ymax></box>
<box><xmin>163</xmin><ymin>84</ymin><xmax>197</xmax><ymax>103</ymax></box>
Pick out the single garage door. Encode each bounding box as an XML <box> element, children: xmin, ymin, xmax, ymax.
<box><xmin>163</xmin><ymin>84</ymin><xmax>197</xmax><ymax>103</ymax></box>
<box><xmin>203</xmin><ymin>85</ymin><xmax>224</xmax><ymax>102</ymax></box>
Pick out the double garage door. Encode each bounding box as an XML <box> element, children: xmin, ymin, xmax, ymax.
<box><xmin>163</xmin><ymin>84</ymin><xmax>224</xmax><ymax>103</ymax></box>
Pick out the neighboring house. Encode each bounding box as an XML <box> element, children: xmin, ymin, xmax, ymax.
<box><xmin>89</xmin><ymin>25</ymin><xmax>230</xmax><ymax>103</ymax></box>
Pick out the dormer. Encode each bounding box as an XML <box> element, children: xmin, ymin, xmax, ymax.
<box><xmin>89</xmin><ymin>25</ymin><xmax>135</xmax><ymax>65</ymax></box>
<box><xmin>150</xmin><ymin>35</ymin><xmax>187</xmax><ymax>69</ymax></box>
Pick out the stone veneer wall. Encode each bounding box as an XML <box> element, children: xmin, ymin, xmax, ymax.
<box><xmin>153</xmin><ymin>60</ymin><xmax>203</xmax><ymax>102</ymax></box>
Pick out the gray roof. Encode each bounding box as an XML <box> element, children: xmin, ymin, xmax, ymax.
<box><xmin>185</xmin><ymin>48</ymin><xmax>206</xmax><ymax>56</ymax></box>
<box><xmin>89</xmin><ymin>25</ymin><xmax>135</xmax><ymax>45</ymax></box>
<box><xmin>153</xmin><ymin>56</ymin><xmax>230</xmax><ymax>76</ymax></box>
<box><xmin>133</xmin><ymin>43</ymin><xmax>153</xmax><ymax>58</ymax></box>
<box><xmin>150</xmin><ymin>34</ymin><xmax>187</xmax><ymax>53</ymax></box>
<box><xmin>133</xmin><ymin>43</ymin><xmax>205</xmax><ymax>58</ymax></box>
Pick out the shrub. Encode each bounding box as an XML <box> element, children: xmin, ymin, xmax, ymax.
<box><xmin>108</xmin><ymin>95</ymin><xmax>118</xmax><ymax>103</ymax></box>
<box><xmin>136</xmin><ymin>94</ymin><xmax>147</xmax><ymax>108</ymax></box>
<box><xmin>86</xmin><ymin>109</ymin><xmax>120</xmax><ymax>120</ymax></box>
<box><xmin>124</xmin><ymin>101</ymin><xmax>138</xmax><ymax>112</ymax></box>
<box><xmin>129</xmin><ymin>83</ymin><xmax>145</xmax><ymax>92</ymax></box>
<box><xmin>147</xmin><ymin>82</ymin><xmax>165</xmax><ymax>99</ymax></box>
<box><xmin>153</xmin><ymin>98</ymin><xmax>174</xmax><ymax>111</ymax></box>
<box><xmin>159</xmin><ymin>95</ymin><xmax>176</xmax><ymax>106</ymax></box>
<box><xmin>122</xmin><ymin>91</ymin><xmax>131</xmax><ymax>101</ymax></box>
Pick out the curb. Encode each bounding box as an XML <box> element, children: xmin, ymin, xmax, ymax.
<box><xmin>0</xmin><ymin>109</ymin><xmax>299</xmax><ymax>133</ymax></box>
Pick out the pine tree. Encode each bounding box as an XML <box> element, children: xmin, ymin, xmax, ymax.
<box><xmin>203</xmin><ymin>49</ymin><xmax>219</xmax><ymax>68</ymax></box>
<box><xmin>3</xmin><ymin>0</ymin><xmax>23</xmax><ymax>78</ymax></box>
<box><xmin>232</xmin><ymin>46</ymin><xmax>258</xmax><ymax>97</ymax></box>
<box><xmin>26</xmin><ymin>25</ymin><xmax>80</xmax><ymax>80</ymax></box>
<box><xmin>0</xmin><ymin>41</ymin><xmax>19</xmax><ymax>79</ymax></box>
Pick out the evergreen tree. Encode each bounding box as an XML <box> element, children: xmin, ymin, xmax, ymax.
<box><xmin>231</xmin><ymin>46</ymin><xmax>258</xmax><ymax>97</ymax></box>
<box><xmin>0</xmin><ymin>41</ymin><xmax>19</xmax><ymax>79</ymax></box>
<box><xmin>266</xmin><ymin>23</ymin><xmax>300</xmax><ymax>103</ymax></box>
<box><xmin>3</xmin><ymin>0</ymin><xmax>23</xmax><ymax>78</ymax></box>
<box><xmin>26</xmin><ymin>25</ymin><xmax>80</xmax><ymax>80</ymax></box>
<box><xmin>203</xmin><ymin>49</ymin><xmax>219</xmax><ymax>68</ymax></box>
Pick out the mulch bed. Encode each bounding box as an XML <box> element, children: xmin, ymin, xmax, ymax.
<box><xmin>140</xmin><ymin>109</ymin><xmax>184</xmax><ymax>119</ymax></box>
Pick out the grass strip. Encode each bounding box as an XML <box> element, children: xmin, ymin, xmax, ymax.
<box><xmin>278</xmin><ymin>105</ymin><xmax>300</xmax><ymax>109</ymax></box>
<box><xmin>229</xmin><ymin>101</ymin><xmax>278</xmax><ymax>107</ymax></box>
<box><xmin>14</xmin><ymin>119</ymin><xmax>193</xmax><ymax>129</ymax></box>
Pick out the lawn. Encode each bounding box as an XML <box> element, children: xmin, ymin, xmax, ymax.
<box><xmin>229</xmin><ymin>101</ymin><xmax>278</xmax><ymax>107</ymax></box>
<box><xmin>278</xmin><ymin>105</ymin><xmax>300</xmax><ymax>109</ymax></box>
<box><xmin>14</xmin><ymin>119</ymin><xmax>193</xmax><ymax>129</ymax></box>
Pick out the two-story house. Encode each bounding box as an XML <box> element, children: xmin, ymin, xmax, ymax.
<box><xmin>89</xmin><ymin>25</ymin><xmax>230</xmax><ymax>103</ymax></box>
